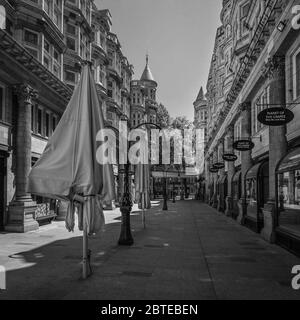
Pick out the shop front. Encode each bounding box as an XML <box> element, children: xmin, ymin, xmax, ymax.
<box><xmin>244</xmin><ymin>161</ymin><xmax>269</xmax><ymax>233</ymax></box>
<box><xmin>232</xmin><ymin>170</ymin><xmax>241</xmax><ymax>219</ymax></box>
<box><xmin>217</xmin><ymin>174</ymin><xmax>227</xmax><ymax>213</ymax></box>
<box><xmin>276</xmin><ymin>148</ymin><xmax>300</xmax><ymax>256</ymax></box>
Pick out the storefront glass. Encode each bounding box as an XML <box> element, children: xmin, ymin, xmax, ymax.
<box><xmin>277</xmin><ymin>148</ymin><xmax>300</xmax><ymax>232</ymax></box>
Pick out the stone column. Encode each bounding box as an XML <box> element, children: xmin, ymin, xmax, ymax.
<box><xmin>205</xmin><ymin>158</ymin><xmax>210</xmax><ymax>203</ymax></box>
<box><xmin>6</xmin><ymin>84</ymin><xmax>39</xmax><ymax>233</ymax></box>
<box><xmin>217</xmin><ymin>139</ymin><xmax>225</xmax><ymax>212</ymax></box>
<box><xmin>262</xmin><ymin>56</ymin><xmax>287</xmax><ymax>243</ymax></box>
<box><xmin>225</xmin><ymin>125</ymin><xmax>235</xmax><ymax>217</ymax></box>
<box><xmin>237</xmin><ymin>102</ymin><xmax>252</xmax><ymax>225</ymax></box>
<box><xmin>212</xmin><ymin>148</ymin><xmax>218</xmax><ymax>208</ymax></box>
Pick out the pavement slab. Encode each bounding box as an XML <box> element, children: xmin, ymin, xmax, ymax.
<box><xmin>0</xmin><ymin>200</ymin><xmax>299</xmax><ymax>300</ymax></box>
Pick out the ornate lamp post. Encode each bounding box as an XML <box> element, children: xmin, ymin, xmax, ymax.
<box><xmin>117</xmin><ymin>120</ymin><xmax>162</xmax><ymax>245</ymax></box>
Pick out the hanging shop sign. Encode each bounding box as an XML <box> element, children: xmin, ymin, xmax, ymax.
<box><xmin>209</xmin><ymin>166</ymin><xmax>219</xmax><ymax>173</ymax></box>
<box><xmin>233</xmin><ymin>140</ymin><xmax>255</xmax><ymax>152</ymax></box>
<box><xmin>213</xmin><ymin>162</ymin><xmax>225</xmax><ymax>169</ymax></box>
<box><xmin>222</xmin><ymin>153</ymin><xmax>238</xmax><ymax>162</ymax></box>
<box><xmin>257</xmin><ymin>107</ymin><xmax>294</xmax><ymax>126</ymax></box>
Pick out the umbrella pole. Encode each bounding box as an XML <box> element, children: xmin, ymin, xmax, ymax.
<box><xmin>82</xmin><ymin>204</ymin><xmax>89</xmax><ymax>280</ymax></box>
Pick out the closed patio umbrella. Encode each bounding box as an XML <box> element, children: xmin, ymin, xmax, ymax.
<box><xmin>135</xmin><ymin>132</ymin><xmax>151</xmax><ymax>228</ymax></box>
<box><xmin>28</xmin><ymin>63</ymin><xmax>115</xmax><ymax>279</ymax></box>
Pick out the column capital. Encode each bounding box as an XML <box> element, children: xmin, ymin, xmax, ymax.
<box><xmin>262</xmin><ymin>55</ymin><xmax>285</xmax><ymax>80</ymax></box>
<box><xmin>225</xmin><ymin>124</ymin><xmax>234</xmax><ymax>137</ymax></box>
<box><xmin>13</xmin><ymin>84</ymin><xmax>38</xmax><ymax>105</ymax></box>
<box><xmin>238</xmin><ymin>101</ymin><xmax>251</xmax><ymax>113</ymax></box>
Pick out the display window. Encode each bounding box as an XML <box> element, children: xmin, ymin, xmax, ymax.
<box><xmin>277</xmin><ymin>148</ymin><xmax>300</xmax><ymax>233</ymax></box>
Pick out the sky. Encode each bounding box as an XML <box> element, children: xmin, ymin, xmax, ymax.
<box><xmin>96</xmin><ymin>0</ymin><xmax>223</xmax><ymax>120</ymax></box>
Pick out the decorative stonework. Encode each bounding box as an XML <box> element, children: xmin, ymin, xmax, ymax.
<box><xmin>262</xmin><ymin>55</ymin><xmax>285</xmax><ymax>79</ymax></box>
<box><xmin>13</xmin><ymin>84</ymin><xmax>38</xmax><ymax>105</ymax></box>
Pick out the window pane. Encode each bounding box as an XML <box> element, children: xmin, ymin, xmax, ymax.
<box><xmin>37</xmin><ymin>109</ymin><xmax>42</xmax><ymax>134</ymax></box>
<box><xmin>25</xmin><ymin>30</ymin><xmax>38</xmax><ymax>46</ymax></box>
<box><xmin>67</xmin><ymin>24</ymin><xmax>76</xmax><ymax>35</ymax></box>
<box><xmin>45</xmin><ymin>113</ymin><xmax>50</xmax><ymax>137</ymax></box>
<box><xmin>67</xmin><ymin>37</ymin><xmax>76</xmax><ymax>51</ymax></box>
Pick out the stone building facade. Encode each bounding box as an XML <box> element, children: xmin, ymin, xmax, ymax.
<box><xmin>194</xmin><ymin>87</ymin><xmax>208</xmax><ymax>200</ymax></box>
<box><xmin>204</xmin><ymin>0</ymin><xmax>300</xmax><ymax>256</ymax></box>
<box><xmin>0</xmin><ymin>0</ymin><xmax>136</xmax><ymax>232</ymax></box>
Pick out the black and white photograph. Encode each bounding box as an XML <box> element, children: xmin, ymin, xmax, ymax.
<box><xmin>0</xmin><ymin>0</ymin><xmax>300</xmax><ymax>305</ymax></box>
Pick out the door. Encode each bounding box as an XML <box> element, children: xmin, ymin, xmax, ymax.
<box><xmin>0</xmin><ymin>156</ymin><xmax>5</xmax><ymax>230</ymax></box>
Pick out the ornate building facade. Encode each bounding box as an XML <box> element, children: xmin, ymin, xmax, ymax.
<box><xmin>204</xmin><ymin>0</ymin><xmax>300</xmax><ymax>256</ymax></box>
<box><xmin>0</xmin><ymin>0</ymin><xmax>135</xmax><ymax>231</ymax></box>
<box><xmin>194</xmin><ymin>87</ymin><xmax>207</xmax><ymax>200</ymax></box>
<box><xmin>130</xmin><ymin>55</ymin><xmax>158</xmax><ymax>128</ymax></box>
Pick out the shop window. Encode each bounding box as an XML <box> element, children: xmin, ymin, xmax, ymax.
<box><xmin>293</xmin><ymin>47</ymin><xmax>300</xmax><ymax>100</ymax></box>
<box><xmin>246</xmin><ymin>161</ymin><xmax>269</xmax><ymax>211</ymax></box>
<box><xmin>277</xmin><ymin>148</ymin><xmax>300</xmax><ymax>218</ymax></box>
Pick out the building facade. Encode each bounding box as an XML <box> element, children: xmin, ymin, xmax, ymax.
<box><xmin>0</xmin><ymin>0</ymin><xmax>134</xmax><ymax>232</ymax></box>
<box><xmin>204</xmin><ymin>0</ymin><xmax>300</xmax><ymax>256</ymax></box>
<box><xmin>194</xmin><ymin>87</ymin><xmax>208</xmax><ymax>200</ymax></box>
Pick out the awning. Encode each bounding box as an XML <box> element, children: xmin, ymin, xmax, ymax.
<box><xmin>277</xmin><ymin>147</ymin><xmax>300</xmax><ymax>173</ymax></box>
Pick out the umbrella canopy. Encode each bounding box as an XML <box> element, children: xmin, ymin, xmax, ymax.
<box><xmin>28</xmin><ymin>64</ymin><xmax>115</xmax><ymax>232</ymax></box>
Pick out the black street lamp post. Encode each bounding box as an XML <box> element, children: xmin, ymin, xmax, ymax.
<box><xmin>118</xmin><ymin>163</ymin><xmax>134</xmax><ymax>246</ymax></box>
<box><xmin>117</xmin><ymin>120</ymin><xmax>162</xmax><ymax>245</ymax></box>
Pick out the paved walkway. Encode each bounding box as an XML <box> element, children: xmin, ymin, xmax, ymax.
<box><xmin>0</xmin><ymin>200</ymin><xmax>300</xmax><ymax>300</ymax></box>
